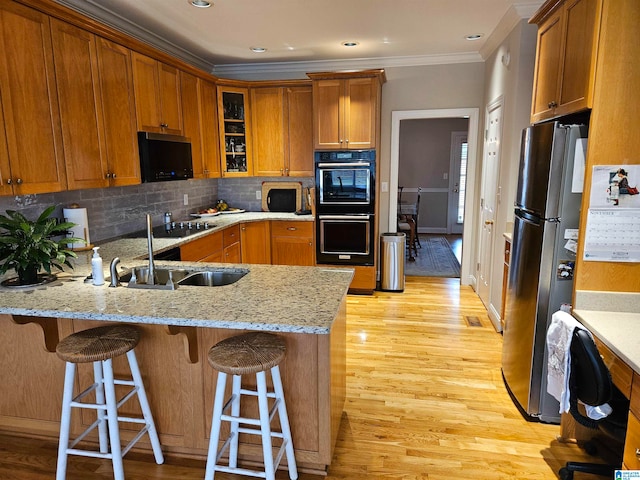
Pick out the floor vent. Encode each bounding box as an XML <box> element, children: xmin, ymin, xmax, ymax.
<box><xmin>465</xmin><ymin>316</ymin><xmax>483</xmax><ymax>327</ymax></box>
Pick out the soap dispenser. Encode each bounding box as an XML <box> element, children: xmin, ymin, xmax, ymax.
<box><xmin>91</xmin><ymin>246</ymin><xmax>104</xmax><ymax>286</ymax></box>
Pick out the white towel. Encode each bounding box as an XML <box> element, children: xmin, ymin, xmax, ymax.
<box><xmin>545</xmin><ymin>310</ymin><xmax>611</xmax><ymax>419</ymax></box>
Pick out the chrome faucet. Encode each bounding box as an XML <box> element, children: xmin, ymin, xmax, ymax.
<box><xmin>146</xmin><ymin>214</ymin><xmax>156</xmax><ymax>285</ymax></box>
<box><xmin>109</xmin><ymin>257</ymin><xmax>121</xmax><ymax>287</ymax></box>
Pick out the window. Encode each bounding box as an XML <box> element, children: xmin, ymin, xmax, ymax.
<box><xmin>457</xmin><ymin>142</ymin><xmax>468</xmax><ymax>223</ymax></box>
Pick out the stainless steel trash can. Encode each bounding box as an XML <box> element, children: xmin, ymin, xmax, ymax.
<box><xmin>380</xmin><ymin>233</ymin><xmax>405</xmax><ymax>292</ymax></box>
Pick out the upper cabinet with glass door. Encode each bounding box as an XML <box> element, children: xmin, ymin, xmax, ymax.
<box><xmin>217</xmin><ymin>85</ymin><xmax>252</xmax><ymax>176</ymax></box>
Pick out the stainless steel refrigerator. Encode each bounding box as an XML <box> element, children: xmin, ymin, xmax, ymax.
<box><xmin>502</xmin><ymin>122</ymin><xmax>587</xmax><ymax>423</ymax></box>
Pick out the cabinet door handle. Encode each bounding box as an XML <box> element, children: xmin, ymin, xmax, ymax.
<box><xmin>16</xmin><ymin>178</ymin><xmax>22</xmax><ymax>185</ymax></box>
<box><xmin>287</xmin><ymin>227</ymin><xmax>297</xmax><ymax>231</ymax></box>
<box><xmin>112</xmin><ymin>173</ymin><xmax>116</xmax><ymax>179</ymax></box>
<box><xmin>345</xmin><ymin>139</ymin><xmax>349</xmax><ymax>144</ymax></box>
<box><xmin>6</xmin><ymin>178</ymin><xmax>11</xmax><ymax>185</ymax></box>
<box><xmin>635</xmin><ymin>448</ymin><xmax>640</xmax><ymax>459</ymax></box>
<box><xmin>160</xmin><ymin>123</ymin><xmax>168</xmax><ymax>128</ymax></box>
<box><xmin>547</xmin><ymin>101</ymin><xmax>557</xmax><ymax>109</ymax></box>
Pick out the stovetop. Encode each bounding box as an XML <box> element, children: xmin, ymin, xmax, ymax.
<box><xmin>126</xmin><ymin>221</ymin><xmax>217</xmax><ymax>239</ymax></box>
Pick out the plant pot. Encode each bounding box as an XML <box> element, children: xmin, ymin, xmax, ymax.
<box><xmin>0</xmin><ymin>267</ymin><xmax>57</xmax><ymax>289</ymax></box>
<box><xmin>18</xmin><ymin>266</ymin><xmax>39</xmax><ymax>285</ymax></box>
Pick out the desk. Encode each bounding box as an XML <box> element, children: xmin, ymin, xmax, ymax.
<box><xmin>569</xmin><ymin>310</ymin><xmax>640</xmax><ymax>470</ymax></box>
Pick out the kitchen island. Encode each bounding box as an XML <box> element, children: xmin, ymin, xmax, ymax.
<box><xmin>0</xmin><ymin>216</ymin><xmax>353</xmax><ymax>474</ymax></box>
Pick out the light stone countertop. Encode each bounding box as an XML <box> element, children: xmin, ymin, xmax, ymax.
<box><xmin>573</xmin><ymin>309</ymin><xmax>640</xmax><ymax>373</ymax></box>
<box><xmin>0</xmin><ymin>213</ymin><xmax>354</xmax><ymax>334</ymax></box>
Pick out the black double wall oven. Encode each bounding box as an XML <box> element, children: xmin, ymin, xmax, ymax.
<box><xmin>314</xmin><ymin>150</ymin><xmax>376</xmax><ymax>266</ymax></box>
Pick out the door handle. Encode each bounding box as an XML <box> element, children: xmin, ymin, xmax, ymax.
<box><xmin>485</xmin><ymin>220</ymin><xmax>494</xmax><ymax>225</ymax></box>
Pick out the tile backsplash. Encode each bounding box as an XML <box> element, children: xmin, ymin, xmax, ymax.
<box><xmin>217</xmin><ymin>177</ymin><xmax>314</xmax><ymax>212</ymax></box>
<box><xmin>0</xmin><ymin>179</ymin><xmax>218</xmax><ymax>243</ymax></box>
<box><xmin>0</xmin><ymin>176</ymin><xmax>314</xmax><ymax>243</ymax></box>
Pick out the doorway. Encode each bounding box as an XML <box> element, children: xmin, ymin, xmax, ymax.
<box><xmin>389</xmin><ymin>108</ymin><xmax>479</xmax><ymax>285</ymax></box>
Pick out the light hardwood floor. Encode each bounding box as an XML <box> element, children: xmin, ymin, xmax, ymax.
<box><xmin>0</xmin><ymin>277</ymin><xmax>602</xmax><ymax>479</ymax></box>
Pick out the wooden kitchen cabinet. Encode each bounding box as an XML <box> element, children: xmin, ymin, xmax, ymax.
<box><xmin>181</xmin><ymin>72</ymin><xmax>221</xmax><ymax>179</ymax></box>
<box><xmin>95</xmin><ymin>38</ymin><xmax>141</xmax><ymax>186</ymax></box>
<box><xmin>51</xmin><ymin>21</ymin><xmax>140</xmax><ymax>190</ymax></box>
<box><xmin>623</xmin><ymin>411</ymin><xmax>640</xmax><ymax>470</ymax></box>
<box><xmin>500</xmin><ymin>237</ymin><xmax>511</xmax><ymax>331</ymax></box>
<box><xmin>180</xmin><ymin>230</ymin><xmax>224</xmax><ymax>262</ymax></box>
<box><xmin>271</xmin><ymin>221</ymin><xmax>314</xmax><ymax>266</ymax></box>
<box><xmin>308</xmin><ymin>71</ymin><xmax>384</xmax><ymax>150</ymax></box>
<box><xmin>217</xmin><ymin>85</ymin><xmax>252</xmax><ymax>176</ymax></box>
<box><xmin>240</xmin><ymin>221</ymin><xmax>271</xmax><ymax>264</ymax></box>
<box><xmin>132</xmin><ymin>52</ymin><xmax>183</xmax><ymax>135</ymax></box>
<box><xmin>624</xmin><ymin>374</ymin><xmax>640</xmax><ymax>470</ymax></box>
<box><xmin>530</xmin><ymin>0</ymin><xmax>602</xmax><ymax>122</ymax></box>
<box><xmin>251</xmin><ymin>85</ymin><xmax>313</xmax><ymax>177</ymax></box>
<box><xmin>222</xmin><ymin>224</ymin><xmax>241</xmax><ymax>263</ymax></box>
<box><xmin>0</xmin><ymin>1</ymin><xmax>67</xmax><ymax>195</ymax></box>
<box><xmin>179</xmin><ymin>225</ymin><xmax>240</xmax><ymax>263</ymax></box>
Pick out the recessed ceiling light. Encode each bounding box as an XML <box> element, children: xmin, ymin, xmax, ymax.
<box><xmin>190</xmin><ymin>0</ymin><xmax>211</xmax><ymax>8</ymax></box>
<box><xmin>465</xmin><ymin>33</ymin><xmax>484</xmax><ymax>41</ymax></box>
<box><xmin>250</xmin><ymin>47</ymin><xmax>267</xmax><ymax>53</ymax></box>
<box><xmin>341</xmin><ymin>41</ymin><xmax>360</xmax><ymax>47</ymax></box>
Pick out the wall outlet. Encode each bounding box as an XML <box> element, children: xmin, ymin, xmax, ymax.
<box><xmin>443</xmin><ymin>173</ymin><xmax>449</xmax><ymax>180</ymax></box>
<box><xmin>381</xmin><ymin>181</ymin><xmax>388</xmax><ymax>192</ymax></box>
<box><xmin>183</xmin><ymin>194</ymin><xmax>189</xmax><ymax>205</ymax></box>
<box><xmin>256</xmin><ymin>190</ymin><xmax>261</xmax><ymax>200</ymax></box>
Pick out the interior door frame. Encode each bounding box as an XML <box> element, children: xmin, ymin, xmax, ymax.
<box><xmin>389</xmin><ymin>108</ymin><xmax>479</xmax><ymax>285</ymax></box>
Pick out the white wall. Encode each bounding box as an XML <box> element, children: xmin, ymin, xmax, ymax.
<box><xmin>378</xmin><ymin>62</ymin><xmax>486</xmax><ymax>261</ymax></box>
<box><xmin>481</xmin><ymin>19</ymin><xmax>537</xmax><ymax>325</ymax></box>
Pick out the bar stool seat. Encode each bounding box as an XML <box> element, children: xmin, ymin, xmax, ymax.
<box><xmin>205</xmin><ymin>332</ymin><xmax>297</xmax><ymax>480</ymax></box>
<box><xmin>56</xmin><ymin>324</ymin><xmax>164</xmax><ymax>480</ymax></box>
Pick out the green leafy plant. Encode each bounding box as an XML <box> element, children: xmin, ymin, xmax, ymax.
<box><xmin>0</xmin><ymin>206</ymin><xmax>85</xmax><ymax>285</ymax></box>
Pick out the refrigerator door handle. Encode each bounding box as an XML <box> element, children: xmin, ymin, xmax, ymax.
<box><xmin>516</xmin><ymin>208</ymin><xmax>543</xmax><ymax>226</ymax></box>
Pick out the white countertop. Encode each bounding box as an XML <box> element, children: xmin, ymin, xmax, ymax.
<box><xmin>573</xmin><ymin>309</ymin><xmax>640</xmax><ymax>373</ymax></box>
<box><xmin>0</xmin><ymin>213</ymin><xmax>354</xmax><ymax>334</ymax></box>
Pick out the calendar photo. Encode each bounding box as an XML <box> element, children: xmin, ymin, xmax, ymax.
<box><xmin>589</xmin><ymin>165</ymin><xmax>640</xmax><ymax>208</ymax></box>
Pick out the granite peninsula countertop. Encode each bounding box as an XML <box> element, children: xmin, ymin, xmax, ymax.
<box><xmin>0</xmin><ymin>212</ymin><xmax>354</xmax><ymax>334</ymax></box>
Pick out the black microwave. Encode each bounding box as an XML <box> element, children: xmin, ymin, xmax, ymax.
<box><xmin>138</xmin><ymin>132</ymin><xmax>194</xmax><ymax>183</ymax></box>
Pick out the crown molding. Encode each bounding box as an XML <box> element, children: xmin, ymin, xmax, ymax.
<box><xmin>478</xmin><ymin>2</ymin><xmax>544</xmax><ymax>59</ymax></box>
<box><xmin>212</xmin><ymin>52</ymin><xmax>483</xmax><ymax>79</ymax></box>
<box><xmin>53</xmin><ymin>0</ymin><xmax>216</xmax><ymax>72</ymax></box>
<box><xmin>53</xmin><ymin>0</ymin><xmax>542</xmax><ymax>78</ymax></box>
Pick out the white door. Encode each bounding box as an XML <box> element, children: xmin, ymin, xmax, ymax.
<box><xmin>448</xmin><ymin>131</ymin><xmax>467</xmax><ymax>234</ymax></box>
<box><xmin>476</xmin><ymin>98</ymin><xmax>503</xmax><ymax>306</ymax></box>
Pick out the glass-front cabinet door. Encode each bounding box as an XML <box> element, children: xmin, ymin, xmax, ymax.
<box><xmin>217</xmin><ymin>85</ymin><xmax>252</xmax><ymax>176</ymax></box>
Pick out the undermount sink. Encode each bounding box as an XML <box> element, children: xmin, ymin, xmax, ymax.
<box><xmin>177</xmin><ymin>269</ymin><xmax>248</xmax><ymax>287</ymax></box>
<box><xmin>118</xmin><ymin>267</ymin><xmax>192</xmax><ymax>285</ymax></box>
<box><xmin>115</xmin><ymin>266</ymin><xmax>248</xmax><ymax>289</ymax></box>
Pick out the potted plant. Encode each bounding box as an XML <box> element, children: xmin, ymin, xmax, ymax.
<box><xmin>0</xmin><ymin>206</ymin><xmax>85</xmax><ymax>287</ymax></box>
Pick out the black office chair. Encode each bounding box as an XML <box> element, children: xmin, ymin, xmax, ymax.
<box><xmin>559</xmin><ymin>328</ymin><xmax>629</xmax><ymax>480</ymax></box>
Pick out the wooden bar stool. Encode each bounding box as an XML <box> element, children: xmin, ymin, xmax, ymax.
<box><xmin>205</xmin><ymin>332</ymin><xmax>297</xmax><ymax>480</ymax></box>
<box><xmin>55</xmin><ymin>324</ymin><xmax>164</xmax><ymax>480</ymax></box>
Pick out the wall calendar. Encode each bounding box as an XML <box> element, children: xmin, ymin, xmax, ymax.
<box><xmin>583</xmin><ymin>165</ymin><xmax>640</xmax><ymax>262</ymax></box>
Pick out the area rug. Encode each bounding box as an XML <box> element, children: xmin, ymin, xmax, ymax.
<box><xmin>404</xmin><ymin>236</ymin><xmax>461</xmax><ymax>278</ymax></box>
